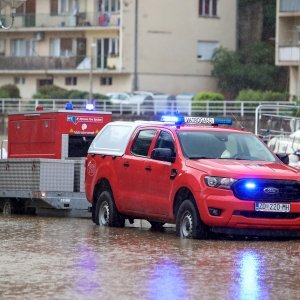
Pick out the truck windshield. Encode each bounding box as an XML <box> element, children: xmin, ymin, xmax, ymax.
<box><xmin>177</xmin><ymin>131</ymin><xmax>277</xmax><ymax>162</ymax></box>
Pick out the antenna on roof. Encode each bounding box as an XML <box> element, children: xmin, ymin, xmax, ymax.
<box><xmin>230</xmin><ymin>112</ymin><xmax>245</xmax><ymax>130</ymax></box>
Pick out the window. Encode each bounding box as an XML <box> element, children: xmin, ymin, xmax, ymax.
<box><xmin>38</xmin><ymin>79</ymin><xmax>54</xmax><ymax>88</ymax></box>
<box><xmin>60</xmin><ymin>0</ymin><xmax>79</xmax><ymax>14</ymax></box>
<box><xmin>50</xmin><ymin>38</ymin><xmax>74</xmax><ymax>57</ymax></box>
<box><xmin>100</xmin><ymin>77</ymin><xmax>113</xmax><ymax>86</ymax></box>
<box><xmin>131</xmin><ymin>130</ymin><xmax>157</xmax><ymax>157</ymax></box>
<box><xmin>11</xmin><ymin>39</ymin><xmax>36</xmax><ymax>57</ymax></box>
<box><xmin>65</xmin><ymin>77</ymin><xmax>77</xmax><ymax>86</ymax></box>
<box><xmin>0</xmin><ymin>39</ymin><xmax>5</xmax><ymax>56</ymax></box>
<box><xmin>197</xmin><ymin>41</ymin><xmax>219</xmax><ymax>60</ymax></box>
<box><xmin>109</xmin><ymin>38</ymin><xmax>119</xmax><ymax>56</ymax></box>
<box><xmin>199</xmin><ymin>0</ymin><xmax>217</xmax><ymax>17</ymax></box>
<box><xmin>15</xmin><ymin>77</ymin><xmax>26</xmax><ymax>85</ymax></box>
<box><xmin>155</xmin><ymin>131</ymin><xmax>176</xmax><ymax>157</ymax></box>
<box><xmin>98</xmin><ymin>0</ymin><xmax>120</xmax><ymax>13</ymax></box>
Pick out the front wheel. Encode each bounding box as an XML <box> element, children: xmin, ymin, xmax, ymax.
<box><xmin>95</xmin><ymin>190</ymin><xmax>125</xmax><ymax>227</ymax></box>
<box><xmin>176</xmin><ymin>199</ymin><xmax>208</xmax><ymax>239</ymax></box>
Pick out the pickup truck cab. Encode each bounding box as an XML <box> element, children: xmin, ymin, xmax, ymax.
<box><xmin>85</xmin><ymin>116</ymin><xmax>300</xmax><ymax>239</ymax></box>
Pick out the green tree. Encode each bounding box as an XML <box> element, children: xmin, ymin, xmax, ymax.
<box><xmin>211</xmin><ymin>43</ymin><xmax>288</xmax><ymax>98</ymax></box>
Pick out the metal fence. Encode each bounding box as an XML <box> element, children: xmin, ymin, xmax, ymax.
<box><xmin>0</xmin><ymin>99</ymin><xmax>294</xmax><ymax>117</ymax></box>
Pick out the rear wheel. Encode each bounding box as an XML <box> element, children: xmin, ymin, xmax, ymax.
<box><xmin>176</xmin><ymin>199</ymin><xmax>208</xmax><ymax>239</ymax></box>
<box><xmin>95</xmin><ymin>190</ymin><xmax>125</xmax><ymax>227</ymax></box>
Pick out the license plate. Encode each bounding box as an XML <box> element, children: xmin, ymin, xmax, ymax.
<box><xmin>255</xmin><ymin>202</ymin><xmax>290</xmax><ymax>213</ymax></box>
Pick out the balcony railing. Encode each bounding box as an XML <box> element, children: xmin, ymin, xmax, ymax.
<box><xmin>280</xmin><ymin>0</ymin><xmax>300</xmax><ymax>12</ymax></box>
<box><xmin>0</xmin><ymin>55</ymin><xmax>121</xmax><ymax>71</ymax></box>
<box><xmin>278</xmin><ymin>46</ymin><xmax>300</xmax><ymax>62</ymax></box>
<box><xmin>12</xmin><ymin>12</ymin><xmax>121</xmax><ymax>29</ymax></box>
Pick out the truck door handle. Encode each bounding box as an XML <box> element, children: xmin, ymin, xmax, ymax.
<box><xmin>123</xmin><ymin>162</ymin><xmax>129</xmax><ymax>167</ymax></box>
<box><xmin>170</xmin><ymin>169</ymin><xmax>178</xmax><ymax>180</ymax></box>
<box><xmin>145</xmin><ymin>166</ymin><xmax>152</xmax><ymax>171</ymax></box>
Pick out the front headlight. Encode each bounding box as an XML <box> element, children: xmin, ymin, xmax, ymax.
<box><xmin>204</xmin><ymin>176</ymin><xmax>237</xmax><ymax>190</ymax></box>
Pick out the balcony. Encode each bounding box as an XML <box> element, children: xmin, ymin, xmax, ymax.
<box><xmin>11</xmin><ymin>12</ymin><xmax>121</xmax><ymax>29</ymax></box>
<box><xmin>280</xmin><ymin>0</ymin><xmax>300</xmax><ymax>13</ymax></box>
<box><xmin>0</xmin><ymin>55</ymin><xmax>122</xmax><ymax>71</ymax></box>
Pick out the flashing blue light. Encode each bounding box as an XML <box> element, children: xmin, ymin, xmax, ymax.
<box><xmin>161</xmin><ymin>115</ymin><xmax>184</xmax><ymax>125</ymax></box>
<box><xmin>86</xmin><ymin>103</ymin><xmax>95</xmax><ymax>111</ymax></box>
<box><xmin>245</xmin><ymin>182</ymin><xmax>256</xmax><ymax>190</ymax></box>
<box><xmin>65</xmin><ymin>102</ymin><xmax>73</xmax><ymax>110</ymax></box>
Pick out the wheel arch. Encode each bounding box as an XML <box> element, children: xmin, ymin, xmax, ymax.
<box><xmin>92</xmin><ymin>178</ymin><xmax>113</xmax><ymax>214</ymax></box>
<box><xmin>173</xmin><ymin>187</ymin><xmax>198</xmax><ymax>218</ymax></box>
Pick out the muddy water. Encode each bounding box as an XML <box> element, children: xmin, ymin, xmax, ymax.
<box><xmin>1</xmin><ymin>216</ymin><xmax>300</xmax><ymax>300</ymax></box>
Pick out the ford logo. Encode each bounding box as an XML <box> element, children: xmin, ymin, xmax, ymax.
<box><xmin>263</xmin><ymin>187</ymin><xmax>279</xmax><ymax>195</ymax></box>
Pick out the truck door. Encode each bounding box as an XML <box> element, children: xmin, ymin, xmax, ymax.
<box><xmin>117</xmin><ymin>129</ymin><xmax>157</xmax><ymax>214</ymax></box>
<box><xmin>143</xmin><ymin>130</ymin><xmax>176</xmax><ymax>217</ymax></box>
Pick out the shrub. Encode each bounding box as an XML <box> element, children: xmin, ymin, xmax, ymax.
<box><xmin>236</xmin><ymin>89</ymin><xmax>288</xmax><ymax>102</ymax></box>
<box><xmin>32</xmin><ymin>85</ymin><xmax>70</xmax><ymax>99</ymax></box>
<box><xmin>0</xmin><ymin>84</ymin><xmax>20</xmax><ymax>98</ymax></box>
<box><xmin>192</xmin><ymin>92</ymin><xmax>225</xmax><ymax>115</ymax></box>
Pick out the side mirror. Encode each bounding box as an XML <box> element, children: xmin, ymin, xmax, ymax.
<box><xmin>151</xmin><ymin>148</ymin><xmax>175</xmax><ymax>163</ymax></box>
<box><xmin>276</xmin><ymin>153</ymin><xmax>289</xmax><ymax>165</ymax></box>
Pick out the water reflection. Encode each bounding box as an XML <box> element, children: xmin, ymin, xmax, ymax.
<box><xmin>74</xmin><ymin>244</ymin><xmax>99</xmax><ymax>296</ymax></box>
<box><xmin>149</xmin><ymin>259</ymin><xmax>186</xmax><ymax>300</ymax></box>
<box><xmin>1</xmin><ymin>216</ymin><xmax>300</xmax><ymax>299</ymax></box>
<box><xmin>238</xmin><ymin>251</ymin><xmax>263</xmax><ymax>300</ymax></box>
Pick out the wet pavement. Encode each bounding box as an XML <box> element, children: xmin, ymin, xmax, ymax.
<box><xmin>1</xmin><ymin>215</ymin><xmax>300</xmax><ymax>300</ymax></box>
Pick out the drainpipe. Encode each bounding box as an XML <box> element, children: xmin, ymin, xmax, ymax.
<box><xmin>133</xmin><ymin>0</ymin><xmax>139</xmax><ymax>91</ymax></box>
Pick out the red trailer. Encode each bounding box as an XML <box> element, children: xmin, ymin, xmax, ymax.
<box><xmin>0</xmin><ymin>108</ymin><xmax>112</xmax><ymax>217</ymax></box>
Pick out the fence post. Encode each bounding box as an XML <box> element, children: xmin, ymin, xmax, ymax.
<box><xmin>223</xmin><ymin>101</ymin><xmax>226</xmax><ymax>116</ymax></box>
<box><xmin>241</xmin><ymin>102</ymin><xmax>244</xmax><ymax>117</ymax></box>
<box><xmin>206</xmin><ymin>101</ymin><xmax>209</xmax><ymax>116</ymax></box>
<box><xmin>137</xmin><ymin>103</ymin><xmax>140</xmax><ymax>116</ymax></box>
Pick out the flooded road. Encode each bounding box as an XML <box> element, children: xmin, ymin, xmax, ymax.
<box><xmin>1</xmin><ymin>216</ymin><xmax>300</xmax><ymax>300</ymax></box>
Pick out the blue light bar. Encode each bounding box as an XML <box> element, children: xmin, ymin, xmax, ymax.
<box><xmin>86</xmin><ymin>103</ymin><xmax>95</xmax><ymax>111</ymax></box>
<box><xmin>214</xmin><ymin>118</ymin><xmax>233</xmax><ymax>125</ymax></box>
<box><xmin>161</xmin><ymin>114</ymin><xmax>185</xmax><ymax>125</ymax></box>
<box><xmin>184</xmin><ymin>117</ymin><xmax>232</xmax><ymax>125</ymax></box>
<box><xmin>161</xmin><ymin>115</ymin><xmax>233</xmax><ymax>126</ymax></box>
<box><xmin>65</xmin><ymin>102</ymin><xmax>73</xmax><ymax>110</ymax></box>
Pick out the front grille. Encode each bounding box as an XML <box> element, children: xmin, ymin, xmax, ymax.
<box><xmin>233</xmin><ymin>210</ymin><xmax>300</xmax><ymax>219</ymax></box>
<box><xmin>232</xmin><ymin>179</ymin><xmax>300</xmax><ymax>202</ymax></box>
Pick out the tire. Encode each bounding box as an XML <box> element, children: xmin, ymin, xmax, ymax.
<box><xmin>2</xmin><ymin>200</ymin><xmax>14</xmax><ymax>216</ymax></box>
<box><xmin>95</xmin><ymin>190</ymin><xmax>125</xmax><ymax>227</ymax></box>
<box><xmin>149</xmin><ymin>221</ymin><xmax>165</xmax><ymax>230</ymax></box>
<box><xmin>176</xmin><ymin>199</ymin><xmax>208</xmax><ymax>239</ymax></box>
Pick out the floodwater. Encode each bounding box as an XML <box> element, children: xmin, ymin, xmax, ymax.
<box><xmin>1</xmin><ymin>216</ymin><xmax>300</xmax><ymax>300</ymax></box>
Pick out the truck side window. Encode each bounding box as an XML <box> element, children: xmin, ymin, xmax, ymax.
<box><xmin>131</xmin><ymin>129</ymin><xmax>157</xmax><ymax>157</ymax></box>
<box><xmin>155</xmin><ymin>130</ymin><xmax>176</xmax><ymax>156</ymax></box>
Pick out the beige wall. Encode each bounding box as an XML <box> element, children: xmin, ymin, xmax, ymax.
<box><xmin>122</xmin><ymin>0</ymin><xmax>237</xmax><ymax>93</ymax></box>
<box><xmin>0</xmin><ymin>0</ymin><xmax>237</xmax><ymax>97</ymax></box>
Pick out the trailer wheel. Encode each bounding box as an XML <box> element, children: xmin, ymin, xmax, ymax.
<box><xmin>95</xmin><ymin>190</ymin><xmax>125</xmax><ymax>227</ymax></box>
<box><xmin>2</xmin><ymin>200</ymin><xmax>14</xmax><ymax>216</ymax></box>
<box><xmin>176</xmin><ymin>199</ymin><xmax>208</xmax><ymax>239</ymax></box>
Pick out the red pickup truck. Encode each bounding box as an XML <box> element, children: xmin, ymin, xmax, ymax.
<box><xmin>85</xmin><ymin>116</ymin><xmax>300</xmax><ymax>239</ymax></box>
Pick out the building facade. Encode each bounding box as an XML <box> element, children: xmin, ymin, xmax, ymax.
<box><xmin>276</xmin><ymin>0</ymin><xmax>300</xmax><ymax>99</ymax></box>
<box><xmin>0</xmin><ymin>0</ymin><xmax>237</xmax><ymax>98</ymax></box>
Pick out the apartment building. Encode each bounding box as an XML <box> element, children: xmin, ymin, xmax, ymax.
<box><xmin>276</xmin><ymin>0</ymin><xmax>300</xmax><ymax>98</ymax></box>
<box><xmin>0</xmin><ymin>0</ymin><xmax>237</xmax><ymax>98</ymax></box>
